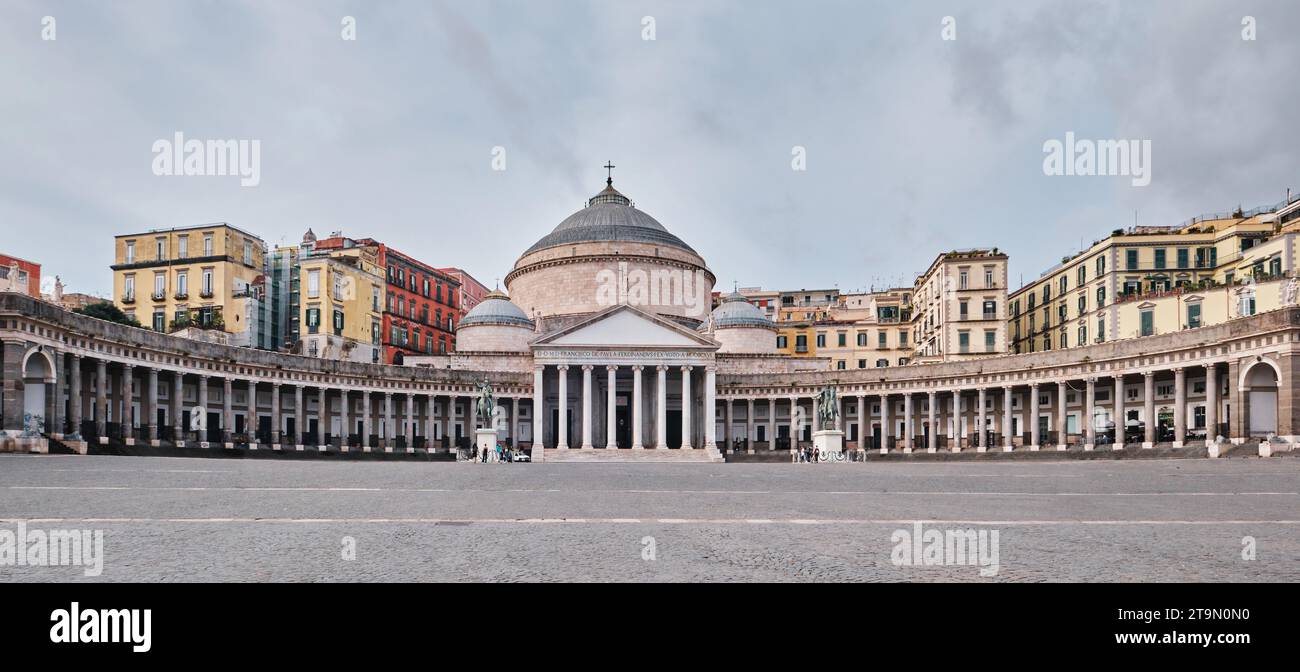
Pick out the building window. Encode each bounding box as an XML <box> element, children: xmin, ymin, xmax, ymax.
<box><xmin>125</xmin><ymin>241</ymin><xmax>135</xmax><ymax>264</ymax></box>
<box><xmin>876</xmin><ymin>359</ymin><xmax>889</xmax><ymax>368</ymax></box>
<box><xmin>959</xmin><ymin>301</ymin><xmax>969</xmax><ymax>320</ymax></box>
<box><xmin>984</xmin><ymin>330</ymin><xmax>995</xmax><ymax>352</ymax></box>
<box><xmin>203</xmin><ymin>234</ymin><xmax>213</xmax><ymax>256</ymax></box>
<box><xmin>176</xmin><ymin>271</ymin><xmax>188</xmax><ymax>297</ymax></box>
<box><xmin>1140</xmin><ymin>309</ymin><xmax>1154</xmax><ymax>336</ymax></box>
<box><xmin>795</xmin><ymin>334</ymin><xmax>808</xmax><ymax>353</ymax></box>
<box><xmin>153</xmin><ymin>272</ymin><xmax>165</xmax><ymax>298</ymax></box>
<box><xmin>836</xmin><ymin>360</ymin><xmax>846</xmax><ymax>370</ymax></box>
<box><xmin>155</xmin><ymin>237</ymin><xmax>166</xmax><ymax>261</ymax></box>
<box><xmin>958</xmin><ymin>331</ymin><xmax>970</xmax><ymax>353</ymax></box>
<box><xmin>1126</xmin><ymin>249</ymin><xmax>1138</xmax><ymax>270</ymax></box>
<box><xmin>776</xmin><ymin>335</ymin><xmax>787</xmax><ymax>349</ymax></box>
<box><xmin>178</xmin><ymin>235</ymin><xmax>188</xmax><ymax>259</ymax></box>
<box><xmin>1078</xmin><ymin>325</ymin><xmax>1087</xmax><ymax>346</ymax></box>
<box><xmin>306</xmin><ymin>307</ymin><xmax>320</xmax><ymax>334</ymax></box>
<box><xmin>815</xmin><ymin>333</ymin><xmax>826</xmax><ymax>348</ymax></box>
<box><xmin>1154</xmin><ymin>249</ymin><xmax>1166</xmax><ymax>269</ymax></box>
<box><xmin>1077</xmin><ymin>295</ymin><xmax>1086</xmax><ymax>314</ymax></box>
<box><xmin>307</xmin><ymin>269</ymin><xmax>320</xmax><ymax>298</ymax></box>
<box><xmin>1097</xmin><ymin>286</ymin><xmax>1106</xmax><ymax>307</ymax></box>
<box><xmin>1076</xmin><ymin>265</ymin><xmax>1086</xmax><ymax>285</ymax></box>
<box><xmin>959</xmin><ymin>270</ymin><xmax>968</xmax><ymax>289</ymax></box>
<box><xmin>201</xmin><ymin>269</ymin><xmax>213</xmax><ymax>296</ymax></box>
<box><xmin>878</xmin><ymin>332</ymin><xmax>887</xmax><ymax>348</ymax></box>
<box><xmin>1096</xmin><ymin>255</ymin><xmax>1106</xmax><ymax>275</ymax></box>
<box><xmin>898</xmin><ymin>331</ymin><xmax>908</xmax><ymax>347</ymax></box>
<box><xmin>333</xmin><ymin>309</ymin><xmax>344</xmax><ymax>334</ymax></box>
<box><xmin>1187</xmin><ymin>303</ymin><xmax>1201</xmax><ymax>329</ymax></box>
<box><xmin>837</xmin><ymin>332</ymin><xmax>846</xmax><ymax>347</ymax></box>
<box><xmin>1059</xmin><ymin>275</ymin><xmax>1068</xmax><ymax>294</ymax></box>
<box><xmin>1097</xmin><ymin>318</ymin><xmax>1105</xmax><ymax>342</ymax></box>
<box><xmin>982</xmin><ymin>300</ymin><xmax>996</xmax><ymax>320</ymax></box>
<box><xmin>243</xmin><ymin>241</ymin><xmax>252</xmax><ymax>266</ymax></box>
<box><xmin>857</xmin><ymin>359</ymin><xmax>866</xmax><ymax>368</ymax></box>
<box><xmin>857</xmin><ymin>332</ymin><xmax>867</xmax><ymax>347</ymax></box>
<box><xmin>1177</xmin><ymin>248</ymin><xmax>1189</xmax><ymax>269</ymax></box>
<box><xmin>984</xmin><ymin>268</ymin><xmax>994</xmax><ymax>287</ymax></box>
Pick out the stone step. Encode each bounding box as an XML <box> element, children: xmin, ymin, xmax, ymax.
<box><xmin>543</xmin><ymin>448</ymin><xmax>724</xmax><ymax>463</ymax></box>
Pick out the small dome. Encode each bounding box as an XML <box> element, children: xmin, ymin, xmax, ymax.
<box><xmin>302</xmin><ymin>228</ymin><xmax>317</xmax><ymax>244</ymax></box>
<box><xmin>460</xmin><ymin>291</ymin><xmax>534</xmax><ymax>329</ymax></box>
<box><xmin>705</xmin><ymin>292</ymin><xmax>775</xmax><ymax>330</ymax></box>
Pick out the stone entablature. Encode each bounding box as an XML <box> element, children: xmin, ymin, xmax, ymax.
<box><xmin>718</xmin><ymin>307</ymin><xmax>1300</xmax><ymax>396</ymax></box>
<box><xmin>0</xmin><ymin>294</ymin><xmax>529</xmax><ymax>396</ymax></box>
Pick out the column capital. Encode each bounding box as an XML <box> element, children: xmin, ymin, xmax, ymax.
<box><xmin>72</xmin><ymin>353</ymin><xmax>83</xmax><ymax>361</ymax></box>
<box><xmin>632</xmin><ymin>364</ymin><xmax>644</xmax><ymax>372</ymax></box>
<box><xmin>680</xmin><ymin>365</ymin><xmax>693</xmax><ymax>372</ymax></box>
<box><xmin>1172</xmin><ymin>366</ymin><xmax>1185</xmax><ymax>374</ymax></box>
<box><xmin>557</xmin><ymin>364</ymin><xmax>570</xmax><ymax>372</ymax></box>
<box><xmin>606</xmin><ymin>365</ymin><xmax>618</xmax><ymax>372</ymax></box>
<box><xmin>1202</xmin><ymin>362</ymin><xmax>1215</xmax><ymax>370</ymax></box>
<box><xmin>1029</xmin><ymin>381</ymin><xmax>1039</xmax><ymax>389</ymax></box>
<box><xmin>656</xmin><ymin>365</ymin><xmax>669</xmax><ymax>372</ymax></box>
<box><xmin>1143</xmin><ymin>371</ymin><xmax>1155</xmax><ymax>379</ymax></box>
<box><xmin>581</xmin><ymin>364</ymin><xmax>593</xmax><ymax>371</ymax></box>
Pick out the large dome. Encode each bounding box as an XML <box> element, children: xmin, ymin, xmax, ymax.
<box><xmin>506</xmin><ymin>176</ymin><xmax>715</xmax><ymax>324</ymax></box>
<box><xmin>522</xmin><ymin>181</ymin><xmax>697</xmax><ymax>256</ymax></box>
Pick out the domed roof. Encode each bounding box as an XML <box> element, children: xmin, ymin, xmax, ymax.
<box><xmin>705</xmin><ymin>292</ymin><xmax>775</xmax><ymax>330</ymax></box>
<box><xmin>460</xmin><ymin>291</ymin><xmax>534</xmax><ymax>329</ymax></box>
<box><xmin>522</xmin><ymin>179</ymin><xmax>697</xmax><ymax>256</ymax></box>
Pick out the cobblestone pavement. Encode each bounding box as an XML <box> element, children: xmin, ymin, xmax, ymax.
<box><xmin>1</xmin><ymin>454</ymin><xmax>1298</xmax><ymax>582</ymax></box>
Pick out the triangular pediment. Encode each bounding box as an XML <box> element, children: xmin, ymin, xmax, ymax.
<box><xmin>533</xmin><ymin>305</ymin><xmax>718</xmax><ymax>349</ymax></box>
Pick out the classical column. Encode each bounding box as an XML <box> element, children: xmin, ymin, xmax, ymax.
<box><xmin>533</xmin><ymin>366</ymin><xmax>545</xmax><ymax>452</ymax></box>
<box><xmin>145</xmin><ymin>367</ymin><xmax>159</xmax><ymax>444</ymax></box>
<box><xmin>769</xmin><ymin>397</ymin><xmax>779</xmax><ymax>450</ymax></box>
<box><xmin>1204</xmin><ymin>363</ymin><xmax>1219</xmax><ymax>448</ymax></box>
<box><xmin>556</xmin><ymin>365</ymin><xmax>569</xmax><ymax>449</ymax></box>
<box><xmin>655</xmin><ymin>366</ymin><xmax>667</xmax><ymax>449</ymax></box>
<box><xmin>443</xmin><ymin>394</ymin><xmax>453</xmax><ymax>449</ymax></box>
<box><xmin>171</xmin><ymin>371</ymin><xmax>183</xmax><ymax>444</ymax></box>
<box><xmin>855</xmin><ymin>394</ymin><xmax>865</xmax><ymax>452</ymax></box>
<box><xmin>1173</xmin><ymin>367</ymin><xmax>1187</xmax><ymax>448</ymax></box>
<box><xmin>950</xmin><ymin>390</ymin><xmax>961</xmax><ymax>453</ymax></box>
<box><xmin>976</xmin><ymin>388</ymin><xmax>987</xmax><ymax>452</ymax></box>
<box><xmin>1084</xmin><ymin>377</ymin><xmax>1096</xmax><ymax>450</ymax></box>
<box><xmin>270</xmin><ymin>383</ymin><xmax>282</xmax><ymax>447</ymax></box>
<box><xmin>788</xmin><ymin>396</ymin><xmax>799</xmax><ymax>451</ymax></box>
<box><xmin>704</xmin><ymin>367</ymin><xmax>717</xmax><ymax>451</ymax></box>
<box><xmin>1028</xmin><ymin>382</ymin><xmax>1040</xmax><ymax>450</ymax></box>
<box><xmin>425</xmin><ymin>393</ymin><xmax>435</xmax><ymax>451</ymax></box>
<box><xmin>292</xmin><ymin>385</ymin><xmax>304</xmax><ymax>449</ymax></box>
<box><xmin>340</xmin><ymin>389</ymin><xmax>351</xmax><ymax>450</ymax></box>
<box><xmin>122</xmin><ymin>364</ymin><xmax>135</xmax><ymax>442</ymax></box>
<box><xmin>880</xmin><ymin>393</ymin><xmax>890</xmax><ymax>454</ymax></box>
<box><xmin>926</xmin><ymin>390</ymin><xmax>936</xmax><ymax>453</ymax></box>
<box><xmin>383</xmin><ymin>392</ymin><xmax>394</xmax><ymax>452</ymax></box>
<box><xmin>903</xmin><ymin>393</ymin><xmax>914</xmax><ymax>453</ymax></box>
<box><xmin>723</xmin><ymin>396</ymin><xmax>733</xmax><ymax>451</ymax></box>
<box><xmin>361</xmin><ymin>391</ymin><xmax>372</xmax><ymax>452</ymax></box>
<box><xmin>94</xmin><ymin>358</ymin><xmax>107</xmax><ymax>440</ymax></box>
<box><xmin>1113</xmin><ymin>374</ymin><xmax>1125</xmax><ymax>450</ymax></box>
<box><xmin>747</xmin><ymin>398</ymin><xmax>756</xmax><ymax>454</ymax></box>
<box><xmin>680</xmin><ymin>366</ymin><xmax>693</xmax><ymax>449</ymax></box>
<box><xmin>631</xmin><ymin>366</ymin><xmax>644</xmax><ymax>450</ymax></box>
<box><xmin>580</xmin><ymin>365</ymin><xmax>594</xmax><ymax>449</ymax></box>
<box><xmin>405</xmin><ymin>393</ymin><xmax>417</xmax><ymax>452</ymax></box>
<box><xmin>1001</xmin><ymin>386</ymin><xmax>1013</xmax><ymax>451</ymax></box>
<box><xmin>197</xmin><ymin>375</ymin><xmax>209</xmax><ymax>444</ymax></box>
<box><xmin>1056</xmin><ymin>381</ymin><xmax>1068</xmax><ymax>451</ymax></box>
<box><xmin>68</xmin><ymin>355</ymin><xmax>83</xmax><ymax>438</ymax></box>
<box><xmin>1142</xmin><ymin>371</ymin><xmax>1156</xmax><ymax>448</ymax></box>
<box><xmin>222</xmin><ymin>378</ymin><xmax>233</xmax><ymax>446</ymax></box>
<box><xmin>605</xmin><ymin>365</ymin><xmax>617</xmax><ymax>449</ymax></box>
<box><xmin>318</xmin><ymin>388</ymin><xmax>331</xmax><ymax>450</ymax></box>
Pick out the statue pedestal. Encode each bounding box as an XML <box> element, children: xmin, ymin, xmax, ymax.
<box><xmin>813</xmin><ymin>429</ymin><xmax>844</xmax><ymax>462</ymax></box>
<box><xmin>475</xmin><ymin>429</ymin><xmax>498</xmax><ymax>461</ymax></box>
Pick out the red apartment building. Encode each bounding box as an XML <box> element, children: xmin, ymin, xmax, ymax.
<box><xmin>0</xmin><ymin>254</ymin><xmax>41</xmax><ymax>297</ymax></box>
<box><xmin>438</xmin><ymin>267</ymin><xmax>491</xmax><ymax>316</ymax></box>
<box><xmin>357</xmin><ymin>239</ymin><xmax>461</xmax><ymax>363</ymax></box>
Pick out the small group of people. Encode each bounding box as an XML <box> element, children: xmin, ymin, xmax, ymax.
<box><xmin>479</xmin><ymin>442</ymin><xmax>518</xmax><ymax>463</ymax></box>
<box><xmin>794</xmin><ymin>445</ymin><xmax>822</xmax><ymax>463</ymax></box>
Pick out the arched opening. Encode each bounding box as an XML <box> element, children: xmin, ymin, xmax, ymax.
<box><xmin>1242</xmin><ymin>361</ymin><xmax>1279</xmax><ymax>437</ymax></box>
<box><xmin>20</xmin><ymin>348</ymin><xmax>56</xmax><ymax>436</ymax></box>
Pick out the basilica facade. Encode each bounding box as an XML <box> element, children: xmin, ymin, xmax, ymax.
<box><xmin>2</xmin><ymin>178</ymin><xmax>1298</xmax><ymax>461</ymax></box>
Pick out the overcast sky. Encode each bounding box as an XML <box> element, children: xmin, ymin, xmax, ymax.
<box><xmin>2</xmin><ymin>0</ymin><xmax>1297</xmax><ymax>299</ymax></box>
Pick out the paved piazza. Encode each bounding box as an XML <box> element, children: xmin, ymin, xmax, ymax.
<box><xmin>2</xmin><ymin>454</ymin><xmax>1298</xmax><ymax>582</ymax></box>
